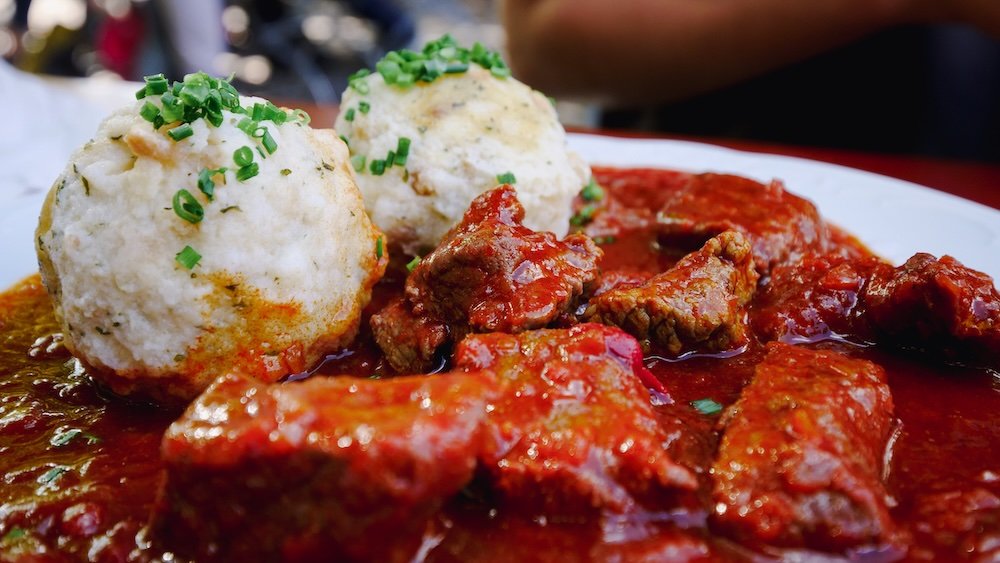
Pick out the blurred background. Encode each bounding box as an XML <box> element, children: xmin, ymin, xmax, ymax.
<box><xmin>0</xmin><ymin>0</ymin><xmax>504</xmax><ymax>103</ymax></box>
<box><xmin>1</xmin><ymin>0</ymin><xmax>999</xmax><ymax>162</ymax></box>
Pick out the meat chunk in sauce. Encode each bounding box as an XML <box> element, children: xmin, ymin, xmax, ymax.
<box><xmin>751</xmin><ymin>252</ymin><xmax>886</xmax><ymax>342</ymax></box>
<box><xmin>583</xmin><ymin>230</ymin><xmax>758</xmax><ymax>355</ymax></box>
<box><xmin>373</xmin><ymin>185</ymin><xmax>602</xmax><ymax>372</ymax></box>
<box><xmin>153</xmin><ymin>371</ymin><xmax>494</xmax><ymax>562</ymax></box>
<box><xmin>453</xmin><ymin>323</ymin><xmax>698</xmax><ymax>515</ymax></box>
<box><xmin>711</xmin><ymin>343</ymin><xmax>898</xmax><ymax>552</ymax></box>
<box><xmin>864</xmin><ymin>253</ymin><xmax>1000</xmax><ymax>365</ymax></box>
<box><xmin>408</xmin><ymin>185</ymin><xmax>602</xmax><ymax>332</ymax></box>
<box><xmin>657</xmin><ymin>173</ymin><xmax>826</xmax><ymax>275</ymax></box>
<box><xmin>369</xmin><ymin>296</ymin><xmax>450</xmax><ymax>373</ymax></box>
<box><xmin>752</xmin><ymin>252</ymin><xmax>1000</xmax><ymax>366</ymax></box>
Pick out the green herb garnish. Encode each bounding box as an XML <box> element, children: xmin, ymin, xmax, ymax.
<box><xmin>690</xmin><ymin>398</ymin><xmax>723</xmax><ymax>416</ymax></box>
<box><xmin>496</xmin><ymin>171</ymin><xmax>517</xmax><ymax>185</ymax></box>
<box><xmin>176</xmin><ymin>245</ymin><xmax>201</xmax><ymax>269</ymax></box>
<box><xmin>355</xmin><ymin>34</ymin><xmax>510</xmax><ymax>91</ymax></box>
<box><xmin>236</xmin><ymin>162</ymin><xmax>259</xmax><ymax>182</ymax></box>
<box><xmin>351</xmin><ymin>154</ymin><xmax>367</xmax><ymax>173</ymax></box>
<box><xmin>406</xmin><ymin>255</ymin><xmax>421</xmax><ymax>272</ymax></box>
<box><xmin>167</xmin><ymin>123</ymin><xmax>194</xmax><ymax>141</ymax></box>
<box><xmin>581</xmin><ymin>177</ymin><xmax>604</xmax><ymax>202</ymax></box>
<box><xmin>233</xmin><ymin>146</ymin><xmax>254</xmax><ymax>167</ymax></box>
<box><xmin>375</xmin><ymin>236</ymin><xmax>384</xmax><ymax>260</ymax></box>
<box><xmin>172</xmin><ymin>189</ymin><xmax>204</xmax><ymax>224</ymax></box>
<box><xmin>570</xmin><ymin>204</ymin><xmax>598</xmax><ymax>226</ymax></box>
<box><xmin>197</xmin><ymin>167</ymin><xmax>226</xmax><ymax>200</ymax></box>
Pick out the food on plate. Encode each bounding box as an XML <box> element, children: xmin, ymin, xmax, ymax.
<box><xmin>335</xmin><ymin>35</ymin><xmax>589</xmax><ymax>253</ymax></box>
<box><xmin>752</xmin><ymin>251</ymin><xmax>1000</xmax><ymax>365</ymax></box>
<box><xmin>34</xmin><ymin>73</ymin><xmax>385</xmax><ymax>403</ymax></box>
<box><xmin>656</xmin><ymin>173</ymin><xmax>827</xmax><ymax>275</ymax></box>
<box><xmin>371</xmin><ymin>184</ymin><xmax>601</xmax><ymax>372</ymax></box>
<box><xmin>583</xmin><ymin>229</ymin><xmax>758</xmax><ymax>354</ymax></box>
<box><xmin>154</xmin><ymin>370</ymin><xmax>494</xmax><ymax>562</ymax></box>
<box><xmin>711</xmin><ymin>343</ymin><xmax>898</xmax><ymax>551</ymax></box>
<box><xmin>3</xmin><ymin>38</ymin><xmax>1000</xmax><ymax>562</ymax></box>
<box><xmin>453</xmin><ymin>324</ymin><xmax>696</xmax><ymax>514</ymax></box>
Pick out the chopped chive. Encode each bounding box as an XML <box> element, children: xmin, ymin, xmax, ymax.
<box><xmin>339</xmin><ymin>134</ymin><xmax>350</xmax><ymax>147</ymax></box>
<box><xmin>172</xmin><ymin>189</ymin><xmax>204</xmax><ymax>224</ymax></box>
<box><xmin>359</xmin><ymin>101</ymin><xmax>371</xmax><ymax>114</ymax></box>
<box><xmin>236</xmin><ymin>163</ymin><xmax>259</xmax><ymax>182</ymax></box>
<box><xmin>375</xmin><ymin>236</ymin><xmax>384</xmax><ymax>259</ymax></box>
<box><xmin>140</xmin><ymin>102</ymin><xmax>161</xmax><ymax>124</ymax></box>
<box><xmin>176</xmin><ymin>245</ymin><xmax>201</xmax><ymax>269</ymax></box>
<box><xmin>351</xmin><ymin>154</ymin><xmax>367</xmax><ymax>173</ymax></box>
<box><xmin>496</xmin><ymin>171</ymin><xmax>516</xmax><ymax>185</ymax></box>
<box><xmin>167</xmin><ymin>123</ymin><xmax>194</xmax><ymax>141</ymax></box>
<box><xmin>260</xmin><ymin>130</ymin><xmax>278</xmax><ymax>154</ymax></box>
<box><xmin>236</xmin><ymin>117</ymin><xmax>258</xmax><ymax>136</ymax></box>
<box><xmin>2</xmin><ymin>528</ymin><xmax>26</xmax><ymax>542</ymax></box>
<box><xmin>690</xmin><ymin>398</ymin><xmax>723</xmax><ymax>416</ymax></box>
<box><xmin>233</xmin><ymin>146</ymin><xmax>254</xmax><ymax>167</ymax></box>
<box><xmin>344</xmin><ymin>108</ymin><xmax>356</xmax><ymax>122</ymax></box>
<box><xmin>396</xmin><ymin>137</ymin><xmax>411</xmax><ymax>156</ymax></box>
<box><xmin>406</xmin><ymin>255</ymin><xmax>421</xmax><ymax>272</ymax></box>
<box><xmin>570</xmin><ymin>204</ymin><xmax>598</xmax><ymax>226</ymax></box>
<box><xmin>291</xmin><ymin>108</ymin><xmax>311</xmax><ymax>124</ymax></box>
<box><xmin>581</xmin><ymin>177</ymin><xmax>605</xmax><ymax>202</ymax></box>
<box><xmin>197</xmin><ymin>168</ymin><xmax>225</xmax><ymax>200</ymax></box>
<box><xmin>281</xmin><ymin>168</ymin><xmax>292</xmax><ymax>176</ymax></box>
<box><xmin>370</xmin><ymin>159</ymin><xmax>386</xmax><ymax>175</ymax></box>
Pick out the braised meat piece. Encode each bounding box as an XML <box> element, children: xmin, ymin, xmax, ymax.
<box><xmin>590</xmin><ymin>269</ymin><xmax>653</xmax><ymax>297</ymax></box>
<box><xmin>711</xmin><ymin>343</ymin><xmax>898</xmax><ymax>552</ymax></box>
<box><xmin>752</xmin><ymin>252</ymin><xmax>1000</xmax><ymax>365</ymax></box>
<box><xmin>407</xmin><ymin>185</ymin><xmax>602</xmax><ymax>333</ymax></box>
<box><xmin>751</xmin><ymin>252</ymin><xmax>886</xmax><ymax>342</ymax></box>
<box><xmin>153</xmin><ymin>371</ymin><xmax>494</xmax><ymax>562</ymax></box>
<box><xmin>864</xmin><ymin>253</ymin><xmax>1000</xmax><ymax>365</ymax></box>
<box><xmin>657</xmin><ymin>173</ymin><xmax>827</xmax><ymax>275</ymax></box>
<box><xmin>369</xmin><ymin>296</ymin><xmax>450</xmax><ymax>373</ymax></box>
<box><xmin>583</xmin><ymin>231</ymin><xmax>758</xmax><ymax>355</ymax></box>
<box><xmin>453</xmin><ymin>323</ymin><xmax>697</xmax><ymax>515</ymax></box>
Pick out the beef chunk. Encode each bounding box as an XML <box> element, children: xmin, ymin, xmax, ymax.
<box><xmin>590</xmin><ymin>269</ymin><xmax>653</xmax><ymax>297</ymax></box>
<box><xmin>751</xmin><ymin>252</ymin><xmax>886</xmax><ymax>343</ymax></box>
<box><xmin>370</xmin><ymin>296</ymin><xmax>450</xmax><ymax>373</ymax></box>
<box><xmin>583</xmin><ymin>230</ymin><xmax>758</xmax><ymax>355</ymax></box>
<box><xmin>657</xmin><ymin>173</ymin><xmax>827</xmax><ymax>275</ymax></box>
<box><xmin>909</xmin><ymin>488</ymin><xmax>1000</xmax><ymax>559</ymax></box>
<box><xmin>863</xmin><ymin>253</ymin><xmax>1000</xmax><ymax>365</ymax></box>
<box><xmin>372</xmin><ymin>185</ymin><xmax>602</xmax><ymax>373</ymax></box>
<box><xmin>711</xmin><ymin>343</ymin><xmax>898</xmax><ymax>552</ymax></box>
<box><xmin>407</xmin><ymin>185</ymin><xmax>602</xmax><ymax>333</ymax></box>
<box><xmin>453</xmin><ymin>323</ymin><xmax>697</xmax><ymax>515</ymax></box>
<box><xmin>752</xmin><ymin>252</ymin><xmax>1000</xmax><ymax>365</ymax></box>
<box><xmin>153</xmin><ymin>371</ymin><xmax>494</xmax><ymax>562</ymax></box>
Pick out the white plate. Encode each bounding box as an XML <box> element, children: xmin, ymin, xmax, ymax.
<box><xmin>2</xmin><ymin>133</ymin><xmax>999</xmax><ymax>289</ymax></box>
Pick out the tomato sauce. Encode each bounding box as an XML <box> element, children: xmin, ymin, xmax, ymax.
<box><xmin>1</xmin><ymin>167</ymin><xmax>999</xmax><ymax>561</ymax></box>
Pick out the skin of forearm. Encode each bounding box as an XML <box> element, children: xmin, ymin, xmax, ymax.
<box><xmin>502</xmin><ymin>0</ymin><xmax>928</xmax><ymax>105</ymax></box>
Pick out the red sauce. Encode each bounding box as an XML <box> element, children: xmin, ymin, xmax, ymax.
<box><xmin>1</xmin><ymin>167</ymin><xmax>998</xmax><ymax>561</ymax></box>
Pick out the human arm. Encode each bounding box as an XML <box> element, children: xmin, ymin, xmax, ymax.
<box><xmin>501</xmin><ymin>0</ymin><xmax>1000</xmax><ymax>104</ymax></box>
